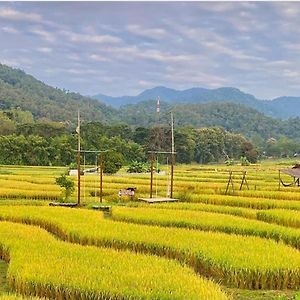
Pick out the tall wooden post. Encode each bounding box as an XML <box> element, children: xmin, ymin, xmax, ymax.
<box><xmin>99</xmin><ymin>154</ymin><xmax>104</xmax><ymax>203</ymax></box>
<box><xmin>170</xmin><ymin>154</ymin><xmax>175</xmax><ymax>198</ymax></box>
<box><xmin>278</xmin><ymin>170</ymin><xmax>281</xmax><ymax>191</ymax></box>
<box><xmin>77</xmin><ymin>110</ymin><xmax>81</xmax><ymax>205</ymax></box>
<box><xmin>150</xmin><ymin>153</ymin><xmax>154</xmax><ymax>198</ymax></box>
<box><xmin>77</xmin><ymin>151</ymin><xmax>81</xmax><ymax>205</ymax></box>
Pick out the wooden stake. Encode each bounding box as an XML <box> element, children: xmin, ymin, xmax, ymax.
<box><xmin>77</xmin><ymin>151</ymin><xmax>81</xmax><ymax>205</ymax></box>
<box><xmin>170</xmin><ymin>153</ymin><xmax>175</xmax><ymax>198</ymax></box>
<box><xmin>225</xmin><ymin>171</ymin><xmax>234</xmax><ymax>194</ymax></box>
<box><xmin>150</xmin><ymin>153</ymin><xmax>154</xmax><ymax>198</ymax></box>
<box><xmin>99</xmin><ymin>154</ymin><xmax>104</xmax><ymax>203</ymax></box>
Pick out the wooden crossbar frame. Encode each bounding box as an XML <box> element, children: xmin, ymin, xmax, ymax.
<box><xmin>225</xmin><ymin>171</ymin><xmax>249</xmax><ymax>194</ymax></box>
<box><xmin>278</xmin><ymin>170</ymin><xmax>300</xmax><ymax>190</ymax></box>
<box><xmin>149</xmin><ymin>151</ymin><xmax>176</xmax><ymax>199</ymax></box>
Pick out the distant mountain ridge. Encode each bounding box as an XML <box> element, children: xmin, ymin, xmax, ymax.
<box><xmin>93</xmin><ymin>86</ymin><xmax>300</xmax><ymax>119</ymax></box>
<box><xmin>3</xmin><ymin>63</ymin><xmax>300</xmax><ymax>142</ymax></box>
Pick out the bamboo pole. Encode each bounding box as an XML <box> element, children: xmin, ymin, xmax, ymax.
<box><xmin>150</xmin><ymin>153</ymin><xmax>154</xmax><ymax>198</ymax></box>
<box><xmin>99</xmin><ymin>154</ymin><xmax>104</xmax><ymax>203</ymax></box>
<box><xmin>170</xmin><ymin>154</ymin><xmax>175</xmax><ymax>198</ymax></box>
<box><xmin>77</xmin><ymin>151</ymin><xmax>81</xmax><ymax>205</ymax></box>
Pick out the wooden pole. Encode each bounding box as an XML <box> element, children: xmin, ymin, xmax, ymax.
<box><xmin>170</xmin><ymin>153</ymin><xmax>175</xmax><ymax>198</ymax></box>
<box><xmin>77</xmin><ymin>151</ymin><xmax>81</xmax><ymax>205</ymax></box>
<box><xmin>150</xmin><ymin>153</ymin><xmax>154</xmax><ymax>198</ymax></box>
<box><xmin>77</xmin><ymin>110</ymin><xmax>81</xmax><ymax>205</ymax></box>
<box><xmin>99</xmin><ymin>154</ymin><xmax>103</xmax><ymax>203</ymax></box>
<box><xmin>278</xmin><ymin>170</ymin><xmax>281</xmax><ymax>191</ymax></box>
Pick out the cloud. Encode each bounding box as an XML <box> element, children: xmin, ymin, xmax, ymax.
<box><xmin>0</xmin><ymin>58</ymin><xmax>20</xmax><ymax>67</ymax></box>
<box><xmin>91</xmin><ymin>45</ymin><xmax>194</xmax><ymax>64</ymax></box>
<box><xmin>127</xmin><ymin>24</ymin><xmax>167</xmax><ymax>39</ymax></box>
<box><xmin>61</xmin><ymin>30</ymin><xmax>122</xmax><ymax>44</ymax></box>
<box><xmin>30</xmin><ymin>27</ymin><xmax>55</xmax><ymax>42</ymax></box>
<box><xmin>273</xmin><ymin>2</ymin><xmax>300</xmax><ymax>18</ymax></box>
<box><xmin>0</xmin><ymin>7</ymin><xmax>42</xmax><ymax>22</ymax></box>
<box><xmin>138</xmin><ymin>80</ymin><xmax>156</xmax><ymax>88</ymax></box>
<box><xmin>37</xmin><ymin>47</ymin><xmax>52</xmax><ymax>53</ymax></box>
<box><xmin>89</xmin><ymin>54</ymin><xmax>111</xmax><ymax>62</ymax></box>
<box><xmin>1</xmin><ymin>26</ymin><xmax>19</xmax><ymax>34</ymax></box>
<box><xmin>200</xmin><ymin>2</ymin><xmax>235</xmax><ymax>13</ymax></box>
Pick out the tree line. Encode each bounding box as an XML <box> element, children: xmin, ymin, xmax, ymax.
<box><xmin>0</xmin><ymin>114</ymin><xmax>259</xmax><ymax>170</ymax></box>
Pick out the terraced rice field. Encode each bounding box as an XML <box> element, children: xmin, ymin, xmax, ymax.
<box><xmin>1</xmin><ymin>160</ymin><xmax>300</xmax><ymax>299</ymax></box>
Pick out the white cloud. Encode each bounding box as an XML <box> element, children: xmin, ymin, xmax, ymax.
<box><xmin>89</xmin><ymin>54</ymin><xmax>111</xmax><ymax>62</ymax></box>
<box><xmin>140</xmin><ymin>49</ymin><xmax>194</xmax><ymax>63</ymax></box>
<box><xmin>66</xmin><ymin>68</ymin><xmax>99</xmax><ymax>75</ymax></box>
<box><xmin>1</xmin><ymin>26</ymin><xmax>19</xmax><ymax>34</ymax></box>
<box><xmin>61</xmin><ymin>30</ymin><xmax>122</xmax><ymax>44</ymax></box>
<box><xmin>30</xmin><ymin>27</ymin><xmax>55</xmax><ymax>42</ymax></box>
<box><xmin>0</xmin><ymin>8</ymin><xmax>42</xmax><ymax>22</ymax></box>
<box><xmin>92</xmin><ymin>45</ymin><xmax>194</xmax><ymax>64</ymax></box>
<box><xmin>127</xmin><ymin>24</ymin><xmax>167</xmax><ymax>39</ymax></box>
<box><xmin>273</xmin><ymin>2</ymin><xmax>300</xmax><ymax>18</ymax></box>
<box><xmin>163</xmin><ymin>69</ymin><xmax>228</xmax><ymax>87</ymax></box>
<box><xmin>37</xmin><ymin>47</ymin><xmax>52</xmax><ymax>53</ymax></box>
<box><xmin>67</xmin><ymin>53</ymin><xmax>81</xmax><ymax>61</ymax></box>
<box><xmin>0</xmin><ymin>58</ymin><xmax>20</xmax><ymax>67</ymax></box>
<box><xmin>138</xmin><ymin>80</ymin><xmax>156</xmax><ymax>88</ymax></box>
<box><xmin>200</xmin><ymin>2</ymin><xmax>235</xmax><ymax>13</ymax></box>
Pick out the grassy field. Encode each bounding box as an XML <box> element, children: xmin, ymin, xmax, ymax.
<box><xmin>0</xmin><ymin>159</ymin><xmax>300</xmax><ymax>299</ymax></box>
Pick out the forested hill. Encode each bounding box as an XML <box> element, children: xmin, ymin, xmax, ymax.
<box><xmin>0</xmin><ymin>64</ymin><xmax>117</xmax><ymax>124</ymax></box>
<box><xmin>2</xmin><ymin>63</ymin><xmax>300</xmax><ymax>142</ymax></box>
<box><xmin>94</xmin><ymin>86</ymin><xmax>300</xmax><ymax>119</ymax></box>
<box><xmin>120</xmin><ymin>100</ymin><xmax>300</xmax><ymax>141</ymax></box>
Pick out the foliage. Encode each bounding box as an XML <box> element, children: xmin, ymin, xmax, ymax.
<box><xmin>3</xmin><ymin>63</ymin><xmax>300</xmax><ymax>162</ymax></box>
<box><xmin>225</xmin><ymin>159</ymin><xmax>235</xmax><ymax>166</ymax></box>
<box><xmin>127</xmin><ymin>161</ymin><xmax>150</xmax><ymax>173</ymax></box>
<box><xmin>55</xmin><ymin>174</ymin><xmax>75</xmax><ymax>202</ymax></box>
<box><xmin>103</xmin><ymin>151</ymin><xmax>124</xmax><ymax>174</ymax></box>
<box><xmin>240</xmin><ymin>156</ymin><xmax>250</xmax><ymax>166</ymax></box>
<box><xmin>0</xmin><ymin>63</ymin><xmax>117</xmax><ymax>124</ymax></box>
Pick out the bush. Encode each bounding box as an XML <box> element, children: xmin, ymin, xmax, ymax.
<box><xmin>127</xmin><ymin>161</ymin><xmax>150</xmax><ymax>173</ymax></box>
<box><xmin>225</xmin><ymin>159</ymin><xmax>234</xmax><ymax>166</ymax></box>
<box><xmin>55</xmin><ymin>174</ymin><xmax>75</xmax><ymax>202</ymax></box>
<box><xmin>104</xmin><ymin>152</ymin><xmax>124</xmax><ymax>174</ymax></box>
<box><xmin>240</xmin><ymin>156</ymin><xmax>250</xmax><ymax>166</ymax></box>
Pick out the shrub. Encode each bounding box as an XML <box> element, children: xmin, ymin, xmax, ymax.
<box><xmin>55</xmin><ymin>174</ymin><xmax>75</xmax><ymax>202</ymax></box>
<box><xmin>127</xmin><ymin>161</ymin><xmax>150</xmax><ymax>173</ymax></box>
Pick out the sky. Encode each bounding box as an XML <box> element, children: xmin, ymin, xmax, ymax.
<box><xmin>1</xmin><ymin>1</ymin><xmax>300</xmax><ymax>99</ymax></box>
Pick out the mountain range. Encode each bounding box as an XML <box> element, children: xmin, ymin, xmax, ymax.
<box><xmin>2</xmin><ymin>63</ymin><xmax>300</xmax><ymax>141</ymax></box>
<box><xmin>93</xmin><ymin>86</ymin><xmax>300</xmax><ymax>119</ymax></box>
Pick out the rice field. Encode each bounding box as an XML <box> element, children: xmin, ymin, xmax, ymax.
<box><xmin>0</xmin><ymin>159</ymin><xmax>300</xmax><ymax>299</ymax></box>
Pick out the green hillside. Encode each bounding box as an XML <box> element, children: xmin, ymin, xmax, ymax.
<box><xmin>0</xmin><ymin>64</ymin><xmax>118</xmax><ymax>124</ymax></box>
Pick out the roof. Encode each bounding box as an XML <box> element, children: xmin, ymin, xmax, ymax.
<box><xmin>281</xmin><ymin>164</ymin><xmax>300</xmax><ymax>178</ymax></box>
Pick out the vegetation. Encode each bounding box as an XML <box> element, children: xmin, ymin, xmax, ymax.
<box><xmin>1</xmin><ymin>206</ymin><xmax>300</xmax><ymax>289</ymax></box>
<box><xmin>111</xmin><ymin>207</ymin><xmax>300</xmax><ymax>249</ymax></box>
<box><xmin>1</xmin><ymin>154</ymin><xmax>300</xmax><ymax>297</ymax></box>
<box><xmin>0</xmin><ymin>64</ymin><xmax>117</xmax><ymax>124</ymax></box>
<box><xmin>2</xmin><ymin>63</ymin><xmax>300</xmax><ymax>164</ymax></box>
<box><xmin>127</xmin><ymin>161</ymin><xmax>150</xmax><ymax>173</ymax></box>
<box><xmin>55</xmin><ymin>174</ymin><xmax>75</xmax><ymax>202</ymax></box>
<box><xmin>0</xmin><ymin>221</ymin><xmax>226</xmax><ymax>299</ymax></box>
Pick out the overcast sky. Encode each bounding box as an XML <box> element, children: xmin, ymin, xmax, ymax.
<box><xmin>1</xmin><ymin>1</ymin><xmax>300</xmax><ymax>99</ymax></box>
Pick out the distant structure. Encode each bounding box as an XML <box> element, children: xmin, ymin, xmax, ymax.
<box><xmin>156</xmin><ymin>96</ymin><xmax>160</xmax><ymax>113</ymax></box>
<box><xmin>279</xmin><ymin>164</ymin><xmax>300</xmax><ymax>189</ymax></box>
